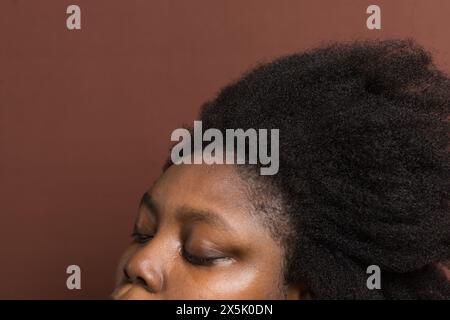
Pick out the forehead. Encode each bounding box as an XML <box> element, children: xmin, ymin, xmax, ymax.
<box><xmin>145</xmin><ymin>164</ymin><xmax>281</xmax><ymax>248</ymax></box>
<box><xmin>150</xmin><ymin>164</ymin><xmax>253</xmax><ymax>217</ymax></box>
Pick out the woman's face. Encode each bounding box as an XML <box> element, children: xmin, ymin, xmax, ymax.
<box><xmin>112</xmin><ymin>164</ymin><xmax>295</xmax><ymax>299</ymax></box>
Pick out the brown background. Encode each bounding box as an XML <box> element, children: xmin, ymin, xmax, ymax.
<box><xmin>0</xmin><ymin>0</ymin><xmax>449</xmax><ymax>299</ymax></box>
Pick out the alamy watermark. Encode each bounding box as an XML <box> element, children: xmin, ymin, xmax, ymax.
<box><xmin>170</xmin><ymin>121</ymin><xmax>279</xmax><ymax>176</ymax></box>
<box><xmin>66</xmin><ymin>265</ymin><xmax>81</xmax><ymax>290</ymax></box>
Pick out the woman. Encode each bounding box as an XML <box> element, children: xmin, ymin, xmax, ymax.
<box><xmin>112</xmin><ymin>40</ymin><xmax>450</xmax><ymax>299</ymax></box>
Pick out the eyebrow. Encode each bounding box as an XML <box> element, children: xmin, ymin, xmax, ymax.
<box><xmin>139</xmin><ymin>192</ymin><xmax>159</xmax><ymax>218</ymax></box>
<box><xmin>139</xmin><ymin>192</ymin><xmax>233</xmax><ymax>232</ymax></box>
<box><xmin>176</xmin><ymin>207</ymin><xmax>233</xmax><ymax>232</ymax></box>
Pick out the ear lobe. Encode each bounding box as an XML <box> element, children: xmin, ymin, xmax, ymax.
<box><xmin>286</xmin><ymin>283</ymin><xmax>314</xmax><ymax>300</ymax></box>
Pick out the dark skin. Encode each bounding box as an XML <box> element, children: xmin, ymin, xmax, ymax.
<box><xmin>112</xmin><ymin>164</ymin><xmax>307</xmax><ymax>299</ymax></box>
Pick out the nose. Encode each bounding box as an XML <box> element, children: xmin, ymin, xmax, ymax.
<box><xmin>123</xmin><ymin>245</ymin><xmax>165</xmax><ymax>294</ymax></box>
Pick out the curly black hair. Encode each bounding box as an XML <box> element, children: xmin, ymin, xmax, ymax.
<box><xmin>171</xmin><ymin>39</ymin><xmax>450</xmax><ymax>299</ymax></box>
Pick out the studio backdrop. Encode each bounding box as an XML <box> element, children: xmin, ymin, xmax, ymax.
<box><xmin>0</xmin><ymin>0</ymin><xmax>449</xmax><ymax>299</ymax></box>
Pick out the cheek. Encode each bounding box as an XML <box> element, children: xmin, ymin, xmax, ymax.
<box><xmin>167</xmin><ymin>264</ymin><xmax>285</xmax><ymax>299</ymax></box>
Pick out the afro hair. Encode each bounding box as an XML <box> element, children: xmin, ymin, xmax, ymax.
<box><xmin>194</xmin><ymin>39</ymin><xmax>450</xmax><ymax>299</ymax></box>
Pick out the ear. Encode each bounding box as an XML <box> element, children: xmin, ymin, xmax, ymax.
<box><xmin>286</xmin><ymin>282</ymin><xmax>314</xmax><ymax>300</ymax></box>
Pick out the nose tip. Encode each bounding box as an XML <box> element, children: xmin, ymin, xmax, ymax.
<box><xmin>123</xmin><ymin>268</ymin><xmax>151</xmax><ymax>290</ymax></box>
<box><xmin>124</xmin><ymin>257</ymin><xmax>164</xmax><ymax>294</ymax></box>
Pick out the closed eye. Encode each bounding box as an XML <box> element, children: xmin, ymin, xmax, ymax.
<box><xmin>182</xmin><ymin>248</ymin><xmax>231</xmax><ymax>267</ymax></box>
<box><xmin>131</xmin><ymin>231</ymin><xmax>154</xmax><ymax>244</ymax></box>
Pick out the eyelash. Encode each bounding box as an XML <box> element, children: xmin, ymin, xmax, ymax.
<box><xmin>131</xmin><ymin>231</ymin><xmax>153</xmax><ymax>244</ymax></box>
<box><xmin>182</xmin><ymin>249</ymin><xmax>221</xmax><ymax>267</ymax></box>
<box><xmin>131</xmin><ymin>230</ymin><xmax>227</xmax><ymax>267</ymax></box>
